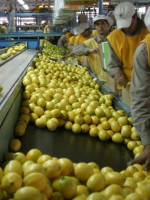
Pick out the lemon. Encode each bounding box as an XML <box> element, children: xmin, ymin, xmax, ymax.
<box><xmin>34</xmin><ymin>106</ymin><xmax>44</xmax><ymax>116</ymax></box>
<box><xmin>133</xmin><ymin>171</ymin><xmax>146</xmax><ymax>182</ymax></box>
<box><xmin>122</xmin><ymin>187</ymin><xmax>134</xmax><ymax>197</ymax></box>
<box><xmin>86</xmin><ymin>192</ymin><xmax>106</xmax><ymax>200</ymax></box>
<box><xmin>14</xmin><ymin>186</ymin><xmax>42</xmax><ymax>200</ymax></box>
<box><xmin>98</xmin><ymin>130</ymin><xmax>110</xmax><ymax>141</ymax></box>
<box><xmin>9</xmin><ymin>139</ymin><xmax>22</xmax><ymax>152</ymax></box>
<box><xmin>135</xmin><ymin>182</ymin><xmax>150</xmax><ymax>199</ymax></box>
<box><xmin>12</xmin><ymin>152</ymin><xmax>26</xmax><ymax>164</ymax></box>
<box><xmin>74</xmin><ymin>163</ymin><xmax>94</xmax><ymax>182</ymax></box>
<box><xmin>15</xmin><ymin>125</ymin><xmax>26</xmax><ymax>136</ymax></box>
<box><xmin>24</xmin><ymin>163</ymin><xmax>46</xmax><ymax>176</ymax></box>
<box><xmin>101</xmin><ymin>166</ymin><xmax>114</xmax><ymax>176</ymax></box>
<box><xmin>42</xmin><ymin>184</ymin><xmax>53</xmax><ymax>199</ymax></box>
<box><xmin>22</xmin><ymin>160</ymin><xmax>34</xmax><ymax>171</ymax></box>
<box><xmin>42</xmin><ymin>159</ymin><xmax>61</xmax><ymax>179</ymax></box>
<box><xmin>104</xmin><ymin>184</ymin><xmax>123</xmax><ymax>199</ymax></box>
<box><xmin>58</xmin><ymin>158</ymin><xmax>74</xmax><ymax>176</ymax></box>
<box><xmin>89</xmin><ymin>127</ymin><xmax>99</xmax><ymax>137</ymax></box>
<box><xmin>35</xmin><ymin>117</ymin><xmax>47</xmax><ymax>128</ymax></box>
<box><xmin>105</xmin><ymin>172</ymin><xmax>125</xmax><ymax>186</ymax></box>
<box><xmin>111</xmin><ymin>121</ymin><xmax>121</xmax><ymax>132</ymax></box>
<box><xmin>26</xmin><ymin>149</ymin><xmax>42</xmax><ymax>162</ymax></box>
<box><xmin>1</xmin><ymin>172</ymin><xmax>22</xmax><ymax>194</ymax></box>
<box><xmin>72</xmin><ymin>123</ymin><xmax>81</xmax><ymax>134</ymax></box>
<box><xmin>58</xmin><ymin>176</ymin><xmax>77</xmax><ymax>199</ymax></box>
<box><xmin>23</xmin><ymin>172</ymin><xmax>48</xmax><ymax>192</ymax></box>
<box><xmin>4</xmin><ymin>160</ymin><xmax>23</xmax><ymax>175</ymax></box>
<box><xmin>111</xmin><ymin>133</ymin><xmax>123</xmax><ymax>143</ymax></box>
<box><xmin>109</xmin><ymin>194</ymin><xmax>124</xmax><ymax>200</ymax></box>
<box><xmin>0</xmin><ymin>167</ymin><xmax>4</xmax><ymax>182</ymax></box>
<box><xmin>37</xmin><ymin>154</ymin><xmax>52</xmax><ymax>165</ymax></box>
<box><xmin>81</xmin><ymin>124</ymin><xmax>90</xmax><ymax>133</ymax></box>
<box><xmin>125</xmin><ymin>192</ymin><xmax>147</xmax><ymax>200</ymax></box>
<box><xmin>47</xmin><ymin>118</ymin><xmax>59</xmax><ymax>131</ymax></box>
<box><xmin>77</xmin><ymin>185</ymin><xmax>89</xmax><ymax>196</ymax></box>
<box><xmin>65</xmin><ymin>121</ymin><xmax>73</xmax><ymax>130</ymax></box>
<box><xmin>127</xmin><ymin>141</ymin><xmax>137</xmax><ymax>151</ymax></box>
<box><xmin>123</xmin><ymin>177</ymin><xmax>137</xmax><ymax>190</ymax></box>
<box><xmin>87</xmin><ymin>173</ymin><xmax>106</xmax><ymax>192</ymax></box>
<box><xmin>73</xmin><ymin>194</ymin><xmax>87</xmax><ymax>200</ymax></box>
<box><xmin>50</xmin><ymin>191</ymin><xmax>64</xmax><ymax>200</ymax></box>
<box><xmin>83</xmin><ymin>115</ymin><xmax>92</xmax><ymax>124</ymax></box>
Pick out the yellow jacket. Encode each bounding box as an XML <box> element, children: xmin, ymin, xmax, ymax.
<box><xmin>107</xmin><ymin>27</ymin><xmax>148</xmax><ymax>82</ymax></box>
<box><xmin>69</xmin><ymin>35</ymin><xmax>76</xmax><ymax>46</ymax></box>
<box><xmin>84</xmin><ymin>38</ymin><xmax>106</xmax><ymax>82</ymax></box>
<box><xmin>44</xmin><ymin>25</ymin><xmax>54</xmax><ymax>41</ymax></box>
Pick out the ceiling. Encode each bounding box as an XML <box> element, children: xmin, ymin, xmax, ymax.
<box><xmin>0</xmin><ymin>0</ymin><xmax>150</xmax><ymax>13</ymax></box>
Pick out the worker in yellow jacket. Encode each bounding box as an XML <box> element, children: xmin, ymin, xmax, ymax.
<box><xmin>1</xmin><ymin>21</ymin><xmax>9</xmax><ymax>34</ymax></box>
<box><xmin>107</xmin><ymin>2</ymin><xmax>148</xmax><ymax>89</ymax></box>
<box><xmin>42</xmin><ymin>21</ymin><xmax>54</xmax><ymax>43</ymax></box>
<box><xmin>57</xmin><ymin>28</ymin><xmax>72</xmax><ymax>55</ymax></box>
<box><xmin>72</xmin><ymin>15</ymin><xmax>112</xmax><ymax>82</ymax></box>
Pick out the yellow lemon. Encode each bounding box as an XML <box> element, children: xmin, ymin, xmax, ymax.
<box><xmin>1</xmin><ymin>172</ymin><xmax>22</xmax><ymax>194</ymax></box>
<box><xmin>12</xmin><ymin>152</ymin><xmax>26</xmax><ymax>164</ymax></box>
<box><xmin>26</xmin><ymin>149</ymin><xmax>42</xmax><ymax>162</ymax></box>
<box><xmin>14</xmin><ymin>186</ymin><xmax>42</xmax><ymax>200</ymax></box>
<box><xmin>77</xmin><ymin>185</ymin><xmax>89</xmax><ymax>196</ymax></box>
<box><xmin>104</xmin><ymin>184</ymin><xmax>123</xmax><ymax>199</ymax></box>
<box><xmin>42</xmin><ymin>159</ymin><xmax>61</xmax><ymax>179</ymax></box>
<box><xmin>37</xmin><ymin>154</ymin><xmax>52</xmax><ymax>165</ymax></box>
<box><xmin>86</xmin><ymin>192</ymin><xmax>105</xmax><ymax>200</ymax></box>
<box><xmin>74</xmin><ymin>163</ymin><xmax>94</xmax><ymax>182</ymax></box>
<box><xmin>4</xmin><ymin>160</ymin><xmax>22</xmax><ymax>175</ymax></box>
<box><xmin>58</xmin><ymin>158</ymin><xmax>74</xmax><ymax>176</ymax></box>
<box><xmin>23</xmin><ymin>172</ymin><xmax>48</xmax><ymax>192</ymax></box>
<box><xmin>23</xmin><ymin>163</ymin><xmax>46</xmax><ymax>176</ymax></box>
<box><xmin>111</xmin><ymin>133</ymin><xmax>123</xmax><ymax>143</ymax></box>
<box><xmin>9</xmin><ymin>139</ymin><xmax>22</xmax><ymax>152</ymax></box>
<box><xmin>86</xmin><ymin>173</ymin><xmax>106</xmax><ymax>192</ymax></box>
<box><xmin>105</xmin><ymin>172</ymin><xmax>125</xmax><ymax>186</ymax></box>
<box><xmin>101</xmin><ymin>166</ymin><xmax>114</xmax><ymax>176</ymax></box>
<box><xmin>125</xmin><ymin>192</ymin><xmax>147</xmax><ymax>200</ymax></box>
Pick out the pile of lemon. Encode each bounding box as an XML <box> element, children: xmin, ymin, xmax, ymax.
<box><xmin>13</xmin><ymin>52</ymin><xmax>143</xmax><ymax>158</ymax></box>
<box><xmin>0</xmin><ymin>149</ymin><xmax>149</xmax><ymax>200</ymax></box>
<box><xmin>0</xmin><ymin>43</ymin><xmax>26</xmax><ymax>60</ymax></box>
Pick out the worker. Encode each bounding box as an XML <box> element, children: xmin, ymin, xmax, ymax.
<box><xmin>32</xmin><ymin>5</ymin><xmax>40</xmax><ymax>13</ymax></box>
<box><xmin>71</xmin><ymin>15</ymin><xmax>112</xmax><ymax>82</ymax></box>
<box><xmin>62</xmin><ymin>23</ymin><xmax>92</xmax><ymax>61</ymax></box>
<box><xmin>57</xmin><ymin>28</ymin><xmax>72</xmax><ymax>55</ymax></box>
<box><xmin>107</xmin><ymin>2</ymin><xmax>148</xmax><ymax>89</ymax></box>
<box><xmin>68</xmin><ymin>27</ymin><xmax>78</xmax><ymax>51</ymax></box>
<box><xmin>1</xmin><ymin>21</ymin><xmax>9</xmax><ymax>34</ymax></box>
<box><xmin>128</xmin><ymin>7</ymin><xmax>150</xmax><ymax>171</ymax></box>
<box><xmin>42</xmin><ymin>21</ymin><xmax>54</xmax><ymax>43</ymax></box>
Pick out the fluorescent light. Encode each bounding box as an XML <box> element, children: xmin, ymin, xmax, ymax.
<box><xmin>23</xmin><ymin>4</ymin><xmax>29</xmax><ymax>10</ymax></box>
<box><xmin>17</xmin><ymin>0</ymin><xmax>25</xmax><ymax>5</ymax></box>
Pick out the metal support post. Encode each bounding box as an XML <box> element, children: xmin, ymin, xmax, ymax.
<box><xmin>98</xmin><ymin>0</ymin><xmax>103</xmax><ymax>15</ymax></box>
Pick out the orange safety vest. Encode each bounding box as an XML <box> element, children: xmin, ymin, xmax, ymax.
<box><xmin>141</xmin><ymin>33</ymin><xmax>150</xmax><ymax>66</ymax></box>
<box><xmin>107</xmin><ymin>26</ymin><xmax>148</xmax><ymax>82</ymax></box>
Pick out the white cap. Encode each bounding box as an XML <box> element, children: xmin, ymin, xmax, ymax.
<box><xmin>62</xmin><ymin>28</ymin><xmax>68</xmax><ymax>33</ymax></box>
<box><xmin>3</xmin><ymin>20</ymin><xmax>8</xmax><ymax>25</ymax></box>
<box><xmin>74</xmin><ymin>27</ymin><xmax>81</xmax><ymax>35</ymax></box>
<box><xmin>78</xmin><ymin>23</ymin><xmax>90</xmax><ymax>34</ymax></box>
<box><xmin>144</xmin><ymin>6</ymin><xmax>150</xmax><ymax>32</ymax></box>
<box><xmin>94</xmin><ymin>15</ymin><xmax>114</xmax><ymax>27</ymax></box>
<box><xmin>114</xmin><ymin>2</ymin><xmax>135</xmax><ymax>29</ymax></box>
<box><xmin>41</xmin><ymin>20</ymin><xmax>47</xmax><ymax>25</ymax></box>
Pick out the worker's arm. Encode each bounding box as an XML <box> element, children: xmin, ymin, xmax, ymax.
<box><xmin>108</xmin><ymin>43</ymin><xmax>126</xmax><ymax>85</ymax></box>
<box><xmin>128</xmin><ymin>42</ymin><xmax>150</xmax><ymax>170</ymax></box>
<box><xmin>73</xmin><ymin>43</ymin><xmax>90</xmax><ymax>56</ymax></box>
<box><xmin>57</xmin><ymin>36</ymin><xmax>67</xmax><ymax>54</ymax></box>
<box><xmin>68</xmin><ymin>42</ymin><xmax>74</xmax><ymax>51</ymax></box>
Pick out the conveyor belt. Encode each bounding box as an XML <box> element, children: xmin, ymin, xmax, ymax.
<box><xmin>0</xmin><ymin>49</ymin><xmax>39</xmax><ymax>125</ymax></box>
<box><xmin>20</xmin><ymin>123</ymin><xmax>133</xmax><ymax>172</ymax></box>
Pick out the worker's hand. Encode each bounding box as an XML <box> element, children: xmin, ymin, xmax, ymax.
<box><xmin>114</xmin><ymin>72</ymin><xmax>126</xmax><ymax>86</ymax></box>
<box><xmin>88</xmin><ymin>48</ymin><xmax>100</xmax><ymax>54</ymax></box>
<box><xmin>127</xmin><ymin>145</ymin><xmax>150</xmax><ymax>171</ymax></box>
<box><xmin>61</xmin><ymin>55</ymin><xmax>69</xmax><ymax>60</ymax></box>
